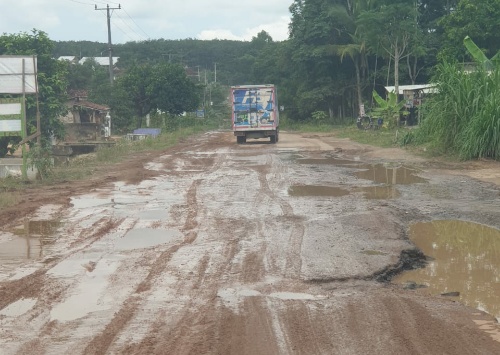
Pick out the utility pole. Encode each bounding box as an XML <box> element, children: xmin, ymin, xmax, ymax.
<box><xmin>214</xmin><ymin>62</ymin><xmax>217</xmax><ymax>83</ymax></box>
<box><xmin>95</xmin><ymin>3</ymin><xmax>121</xmax><ymax>85</ymax></box>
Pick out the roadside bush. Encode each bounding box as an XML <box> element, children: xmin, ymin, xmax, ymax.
<box><xmin>398</xmin><ymin>130</ymin><xmax>416</xmax><ymax>147</ymax></box>
<box><xmin>417</xmin><ymin>62</ymin><xmax>500</xmax><ymax>160</ymax></box>
<box><xmin>27</xmin><ymin>143</ymin><xmax>53</xmax><ymax>180</ymax></box>
<box><xmin>311</xmin><ymin>111</ymin><xmax>329</xmax><ymax>124</ymax></box>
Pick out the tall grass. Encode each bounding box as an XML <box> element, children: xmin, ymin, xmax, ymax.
<box><xmin>417</xmin><ymin>62</ymin><xmax>500</xmax><ymax>160</ymax></box>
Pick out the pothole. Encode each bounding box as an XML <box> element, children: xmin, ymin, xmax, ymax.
<box><xmin>394</xmin><ymin>220</ymin><xmax>500</xmax><ymax>321</ymax></box>
<box><xmin>296</xmin><ymin>157</ymin><xmax>359</xmax><ymax>165</ymax></box>
<box><xmin>288</xmin><ymin>185</ymin><xmax>400</xmax><ymax>200</ymax></box>
<box><xmin>288</xmin><ymin>185</ymin><xmax>350</xmax><ymax>197</ymax></box>
<box><xmin>354</xmin><ymin>164</ymin><xmax>427</xmax><ymax>185</ymax></box>
<box><xmin>0</xmin><ymin>220</ymin><xmax>61</xmax><ymax>261</ymax></box>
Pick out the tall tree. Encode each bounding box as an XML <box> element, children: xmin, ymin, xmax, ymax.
<box><xmin>112</xmin><ymin>62</ymin><xmax>200</xmax><ymax>129</ymax></box>
<box><xmin>149</xmin><ymin>63</ymin><xmax>201</xmax><ymax>116</ymax></box>
<box><xmin>357</xmin><ymin>0</ymin><xmax>419</xmax><ymax>96</ymax></box>
<box><xmin>288</xmin><ymin>0</ymin><xmax>360</xmax><ymax>120</ymax></box>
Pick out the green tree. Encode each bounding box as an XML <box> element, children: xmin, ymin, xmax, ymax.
<box><xmin>149</xmin><ymin>63</ymin><xmax>201</xmax><ymax>115</ymax></box>
<box><xmin>357</xmin><ymin>0</ymin><xmax>419</xmax><ymax>96</ymax></box>
<box><xmin>287</xmin><ymin>0</ymin><xmax>359</xmax><ymax>121</ymax></box>
<box><xmin>112</xmin><ymin>62</ymin><xmax>201</xmax><ymax>130</ymax></box>
<box><xmin>439</xmin><ymin>0</ymin><xmax>500</xmax><ymax>61</ymax></box>
<box><xmin>0</xmin><ymin>30</ymin><xmax>68</xmax><ymax>157</ymax></box>
<box><xmin>112</xmin><ymin>63</ymin><xmax>154</xmax><ymax>129</ymax></box>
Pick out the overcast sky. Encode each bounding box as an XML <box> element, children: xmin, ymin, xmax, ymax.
<box><xmin>1</xmin><ymin>0</ymin><xmax>292</xmax><ymax>44</ymax></box>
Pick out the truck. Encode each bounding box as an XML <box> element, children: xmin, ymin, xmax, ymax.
<box><xmin>231</xmin><ymin>84</ymin><xmax>279</xmax><ymax>144</ymax></box>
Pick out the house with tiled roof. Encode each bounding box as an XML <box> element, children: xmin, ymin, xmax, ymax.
<box><xmin>57</xmin><ymin>90</ymin><xmax>111</xmax><ymax>145</ymax></box>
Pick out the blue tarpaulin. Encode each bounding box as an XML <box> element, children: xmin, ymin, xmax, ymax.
<box><xmin>133</xmin><ymin>128</ymin><xmax>161</xmax><ymax>137</ymax></box>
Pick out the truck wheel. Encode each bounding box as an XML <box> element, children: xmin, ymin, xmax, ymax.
<box><xmin>270</xmin><ymin>134</ymin><xmax>277</xmax><ymax>144</ymax></box>
<box><xmin>276</xmin><ymin>129</ymin><xmax>279</xmax><ymax>142</ymax></box>
<box><xmin>237</xmin><ymin>136</ymin><xmax>246</xmax><ymax>144</ymax></box>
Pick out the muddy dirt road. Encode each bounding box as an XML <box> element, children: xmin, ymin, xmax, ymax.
<box><xmin>1</xmin><ymin>131</ymin><xmax>500</xmax><ymax>354</ymax></box>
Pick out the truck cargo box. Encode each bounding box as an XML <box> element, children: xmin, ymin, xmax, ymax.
<box><xmin>231</xmin><ymin>84</ymin><xmax>279</xmax><ymax>144</ymax></box>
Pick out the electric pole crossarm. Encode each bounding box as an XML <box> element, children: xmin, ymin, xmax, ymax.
<box><xmin>95</xmin><ymin>4</ymin><xmax>121</xmax><ymax>85</ymax></box>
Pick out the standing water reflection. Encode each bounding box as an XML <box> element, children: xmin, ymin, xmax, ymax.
<box><xmin>395</xmin><ymin>220</ymin><xmax>500</xmax><ymax>321</ymax></box>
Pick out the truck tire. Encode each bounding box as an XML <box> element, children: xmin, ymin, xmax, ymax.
<box><xmin>270</xmin><ymin>134</ymin><xmax>277</xmax><ymax>144</ymax></box>
<box><xmin>237</xmin><ymin>136</ymin><xmax>246</xmax><ymax>144</ymax></box>
<box><xmin>276</xmin><ymin>129</ymin><xmax>279</xmax><ymax>142</ymax></box>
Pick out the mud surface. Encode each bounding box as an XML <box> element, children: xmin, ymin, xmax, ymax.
<box><xmin>1</xmin><ymin>131</ymin><xmax>500</xmax><ymax>354</ymax></box>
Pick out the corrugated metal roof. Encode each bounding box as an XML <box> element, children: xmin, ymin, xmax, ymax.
<box><xmin>73</xmin><ymin>100</ymin><xmax>109</xmax><ymax>112</ymax></box>
<box><xmin>78</xmin><ymin>57</ymin><xmax>119</xmax><ymax>66</ymax></box>
<box><xmin>58</xmin><ymin>56</ymin><xmax>77</xmax><ymax>61</ymax></box>
<box><xmin>385</xmin><ymin>84</ymin><xmax>437</xmax><ymax>95</ymax></box>
<box><xmin>69</xmin><ymin>89</ymin><xmax>88</xmax><ymax>99</ymax></box>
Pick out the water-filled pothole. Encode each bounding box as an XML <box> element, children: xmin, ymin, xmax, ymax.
<box><xmin>295</xmin><ymin>156</ymin><xmax>426</xmax><ymax>185</ymax></box>
<box><xmin>297</xmin><ymin>157</ymin><xmax>358</xmax><ymax>166</ymax></box>
<box><xmin>0</xmin><ymin>220</ymin><xmax>61</xmax><ymax>261</ymax></box>
<box><xmin>394</xmin><ymin>220</ymin><xmax>500</xmax><ymax>321</ymax></box>
<box><xmin>354</xmin><ymin>164</ymin><xmax>427</xmax><ymax>185</ymax></box>
<box><xmin>288</xmin><ymin>185</ymin><xmax>400</xmax><ymax>199</ymax></box>
<box><xmin>288</xmin><ymin>185</ymin><xmax>350</xmax><ymax>197</ymax></box>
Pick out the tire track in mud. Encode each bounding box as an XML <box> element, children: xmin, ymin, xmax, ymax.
<box><xmin>82</xmin><ymin>179</ymin><xmax>202</xmax><ymax>355</ymax></box>
<box><xmin>250</xmin><ymin>155</ymin><xmax>305</xmax><ymax>279</ymax></box>
<box><xmin>0</xmin><ymin>216</ymin><xmax>130</xmax><ymax>355</ymax></box>
<box><xmin>116</xmin><ymin>147</ymin><xmax>286</xmax><ymax>354</ymax></box>
<box><xmin>122</xmin><ymin>205</ymin><xmax>244</xmax><ymax>354</ymax></box>
<box><xmin>122</xmin><ymin>232</ymin><xmax>242</xmax><ymax>355</ymax></box>
<box><xmin>119</xmin><ymin>233</ymin><xmax>240</xmax><ymax>354</ymax></box>
<box><xmin>69</xmin><ymin>217</ymin><xmax>125</xmax><ymax>249</ymax></box>
<box><xmin>0</xmin><ymin>217</ymin><xmax>123</xmax><ymax>312</ymax></box>
<box><xmin>83</xmin><ymin>146</ymin><xmax>229</xmax><ymax>354</ymax></box>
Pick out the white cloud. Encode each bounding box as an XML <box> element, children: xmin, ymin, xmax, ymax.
<box><xmin>0</xmin><ymin>0</ymin><xmax>292</xmax><ymax>43</ymax></box>
<box><xmin>197</xmin><ymin>16</ymin><xmax>290</xmax><ymax>42</ymax></box>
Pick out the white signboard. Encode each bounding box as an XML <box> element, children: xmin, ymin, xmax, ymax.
<box><xmin>0</xmin><ymin>103</ymin><xmax>22</xmax><ymax>115</ymax></box>
<box><xmin>0</xmin><ymin>99</ymin><xmax>24</xmax><ymax>134</ymax></box>
<box><xmin>0</xmin><ymin>120</ymin><xmax>22</xmax><ymax>132</ymax></box>
<box><xmin>0</xmin><ymin>56</ymin><xmax>37</xmax><ymax>94</ymax></box>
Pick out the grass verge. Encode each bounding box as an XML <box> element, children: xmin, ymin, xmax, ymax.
<box><xmin>336</xmin><ymin>126</ymin><xmax>397</xmax><ymax>148</ymax></box>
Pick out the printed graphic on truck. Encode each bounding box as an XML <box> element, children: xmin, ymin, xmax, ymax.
<box><xmin>232</xmin><ymin>88</ymin><xmax>276</xmax><ymax>129</ymax></box>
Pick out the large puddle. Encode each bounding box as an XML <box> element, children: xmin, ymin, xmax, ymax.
<box><xmin>297</xmin><ymin>157</ymin><xmax>359</xmax><ymax>166</ymax></box>
<box><xmin>0</xmin><ymin>220</ymin><xmax>61</xmax><ymax>261</ymax></box>
<box><xmin>354</xmin><ymin>164</ymin><xmax>426</xmax><ymax>185</ymax></box>
<box><xmin>296</xmin><ymin>157</ymin><xmax>426</xmax><ymax>185</ymax></box>
<box><xmin>288</xmin><ymin>185</ymin><xmax>350</xmax><ymax>197</ymax></box>
<box><xmin>288</xmin><ymin>185</ymin><xmax>400</xmax><ymax>199</ymax></box>
<box><xmin>395</xmin><ymin>220</ymin><xmax>500</xmax><ymax>321</ymax></box>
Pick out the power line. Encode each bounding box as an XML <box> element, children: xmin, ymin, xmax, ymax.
<box><xmin>94</xmin><ymin>0</ymin><xmax>120</xmax><ymax>5</ymax></box>
<box><xmin>66</xmin><ymin>0</ymin><xmax>120</xmax><ymax>7</ymax></box>
<box><xmin>115</xmin><ymin>12</ymin><xmax>147</xmax><ymax>41</ymax></box>
<box><xmin>111</xmin><ymin>21</ymin><xmax>137</xmax><ymax>42</ymax></box>
<box><xmin>67</xmin><ymin>0</ymin><xmax>92</xmax><ymax>5</ymax></box>
<box><xmin>65</xmin><ymin>0</ymin><xmax>148</xmax><ymax>42</ymax></box>
<box><xmin>122</xmin><ymin>8</ymin><xmax>150</xmax><ymax>39</ymax></box>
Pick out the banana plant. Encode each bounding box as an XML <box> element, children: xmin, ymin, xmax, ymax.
<box><xmin>370</xmin><ymin>90</ymin><xmax>408</xmax><ymax>128</ymax></box>
<box><xmin>463</xmin><ymin>36</ymin><xmax>500</xmax><ymax>70</ymax></box>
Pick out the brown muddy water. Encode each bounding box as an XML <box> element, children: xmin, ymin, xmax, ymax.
<box><xmin>395</xmin><ymin>220</ymin><xmax>500</xmax><ymax>321</ymax></box>
<box><xmin>288</xmin><ymin>185</ymin><xmax>400</xmax><ymax>199</ymax></box>
<box><xmin>0</xmin><ymin>220</ymin><xmax>61</xmax><ymax>260</ymax></box>
<box><xmin>354</xmin><ymin>164</ymin><xmax>427</xmax><ymax>185</ymax></box>
<box><xmin>296</xmin><ymin>157</ymin><xmax>427</xmax><ymax>185</ymax></box>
